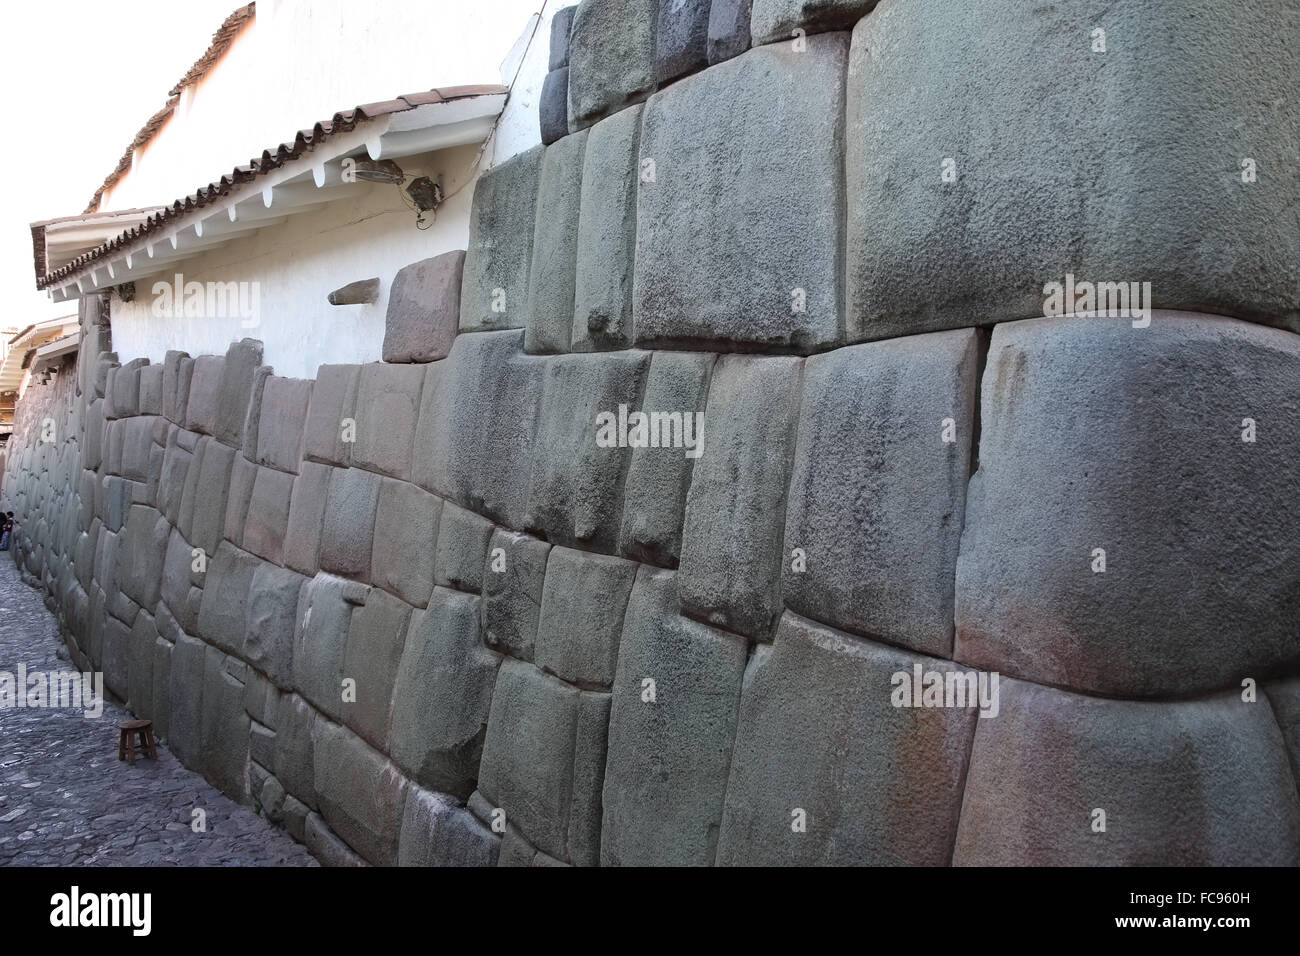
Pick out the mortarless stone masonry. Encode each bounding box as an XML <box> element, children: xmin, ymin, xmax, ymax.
<box><xmin>4</xmin><ymin>0</ymin><xmax>1299</xmax><ymax>867</ymax></box>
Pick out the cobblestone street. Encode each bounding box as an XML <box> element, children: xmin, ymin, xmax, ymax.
<box><xmin>0</xmin><ymin>558</ymin><xmax>315</xmax><ymax>866</ymax></box>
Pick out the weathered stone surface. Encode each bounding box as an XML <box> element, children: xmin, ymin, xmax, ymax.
<box><xmin>398</xmin><ymin>785</ymin><xmax>500</xmax><ymax>867</ymax></box>
<box><xmin>185</xmin><ymin>355</ymin><xmax>224</xmax><ymax>435</ymax></box>
<box><xmin>751</xmin><ymin>0</ymin><xmax>875</xmax><ymax>44</ymax></box>
<box><xmin>568</xmin><ymin>0</ymin><xmax>657</xmax><ymax>130</ymax></box>
<box><xmin>433</xmin><ymin>502</ymin><xmax>494</xmax><ymax>592</ymax></box>
<box><xmin>162</xmin><ymin>350</ymin><xmax>191</xmax><ymax>424</ymax></box>
<box><xmin>718</xmin><ymin>612</ymin><xmax>978</xmax><ymax>865</ymax></box>
<box><xmin>478</xmin><ymin>659</ymin><xmax>609</xmax><ymax>863</ymax></box>
<box><xmin>382</xmin><ymin>251</ymin><xmax>464</xmax><ymax>363</ymax></box>
<box><xmin>167</xmin><ymin>632</ymin><xmax>207</xmax><ymax>768</ymax></box>
<box><xmin>481</xmin><ymin>529</ymin><xmax>550</xmax><ymax>662</ymax></box>
<box><xmin>954</xmin><ymin>679</ymin><xmax>1300</xmax><ymax>865</ymax></box>
<box><xmin>101</xmin><ymin>615</ymin><xmax>131</xmax><ymax>701</ymax></box>
<box><xmin>459</xmin><ymin>146</ymin><xmax>544</xmax><ymax>332</ymax></box>
<box><xmin>548</xmin><ymin>3</ymin><xmax>577</xmax><ymax>70</ymax></box>
<box><xmin>255</xmin><ymin>375</ymin><xmax>312</xmax><ymax>473</ymax></box>
<box><xmin>243</xmin><ymin>466</ymin><xmax>294</xmax><ymax>565</ymax></box>
<box><xmin>151</xmin><ymin>636</ymin><xmax>172</xmax><ymax>740</ymax></box>
<box><xmin>302</xmin><ymin>364</ymin><xmax>360</xmax><ymax>466</ymax></box>
<box><xmin>319</xmin><ymin>467</ymin><xmax>381</xmax><ymax>581</ymax></box>
<box><xmin>536</xmin><ymin>547</ymin><xmax>637</xmax><ymax>688</ymax></box>
<box><xmin>82</xmin><ymin>399</ymin><xmax>104</xmax><ymax>471</ymax></box>
<box><xmin>184</xmin><ymin>437</ymin><xmax>235</xmax><ymax>557</ymax></box>
<box><xmin>197</xmin><ymin>542</ymin><xmax>259</xmax><ymax>657</ymax></box>
<box><xmin>160</xmin><ymin>527</ymin><xmax>203</xmax><ymax>634</ymax></box>
<box><xmin>119</xmin><ymin>417</ymin><xmax>155</xmax><ymax>482</ymax></box>
<box><xmin>340</xmin><ymin>586</ymin><xmax>412</xmax><ymax>751</ymax></box>
<box><xmin>371</xmin><ymin>477</ymin><xmax>440</xmax><ymax>608</ymax></box>
<box><xmin>539</xmin><ymin>68</ymin><xmax>569</xmax><ymax>146</ymax></box>
<box><xmin>390</xmin><ymin>589</ymin><xmax>500</xmax><ymax>799</ymax></box>
<box><xmin>783</xmin><ymin>329</ymin><xmax>979</xmax><ymax>657</ymax></box>
<box><xmin>956</xmin><ymin>314</ymin><xmax>1300</xmax><ymax>697</ymax></box>
<box><xmin>213</xmin><ymin>338</ymin><xmax>263</xmax><ymax>447</ymax></box>
<box><xmin>107</xmin><ymin>359</ymin><xmax>146</xmax><ymax>420</ymax></box>
<box><xmin>657</xmin><ymin>0</ymin><xmax>711</xmax><ymax>83</ymax></box>
<box><xmin>573</xmin><ymin>105</ymin><xmax>641</xmax><ymax>352</ymax></box>
<box><xmin>304</xmin><ymin>812</ymin><xmax>367</xmax><ymax>866</ymax></box>
<box><xmin>116</xmin><ymin>504</ymin><xmax>168</xmax><ymax>611</ymax></box>
<box><xmin>283</xmin><ymin>461</ymin><xmax>331</xmax><ymax>576</ymax></box>
<box><xmin>618</xmin><ymin>350</ymin><xmax>712</xmax><ymax>565</ymax></box>
<box><xmin>126</xmin><ymin>609</ymin><xmax>157</xmax><ymax>721</ymax></box>
<box><xmin>416</xmin><ymin>331</ymin><xmax>545</xmax><ymax>528</ymax></box>
<box><xmin>312</xmin><ymin>719</ymin><xmax>408</xmax><ymax>866</ymax></box>
<box><xmin>351</xmin><ymin>363</ymin><xmax>423</xmax><ymax>480</ymax></box>
<box><xmin>634</xmin><ymin>35</ymin><xmax>846</xmax><ymax>351</ymax></box>
<box><xmin>137</xmin><ymin>364</ymin><xmax>164</xmax><ymax>416</ymax></box>
<box><xmin>678</xmin><ymin>355</ymin><xmax>801</xmax><ymax>638</ymax></box>
<box><xmin>223</xmin><ymin>454</ymin><xmax>257</xmax><ymax>547</ymax></box>
<box><xmin>244</xmin><ymin>562</ymin><xmax>307</xmax><ymax>688</ymax></box>
<box><xmin>707</xmin><ymin>0</ymin><xmax>751</xmax><ymax>64</ymax></box>
<box><xmin>293</xmin><ymin>573</ymin><xmax>368</xmax><ymax>722</ymax></box>
<box><xmin>845</xmin><ymin>0</ymin><xmax>1300</xmax><ymax>339</ymax></box>
<box><xmin>275</xmin><ymin>693</ymin><xmax>319</xmax><ymax>810</ymax></box>
<box><xmin>525</xmin><ymin>133</ymin><xmax>589</xmax><ymax>354</ymax></box>
<box><xmin>241</xmin><ymin>365</ymin><xmax>271</xmax><ymax>463</ymax></box>
<box><xmin>602</xmin><ymin>567</ymin><xmax>748</xmax><ymax>865</ymax></box>
<box><xmin>200</xmin><ymin>647</ymin><xmax>251</xmax><ymax>802</ymax></box>
<box><xmin>156</xmin><ymin>428</ymin><xmax>193</xmax><ymax>525</ymax></box>
<box><xmin>525</xmin><ymin>351</ymin><xmax>649</xmax><ymax>548</ymax></box>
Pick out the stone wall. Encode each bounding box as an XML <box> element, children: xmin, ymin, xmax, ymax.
<box><xmin>5</xmin><ymin>0</ymin><xmax>1300</xmax><ymax>866</ymax></box>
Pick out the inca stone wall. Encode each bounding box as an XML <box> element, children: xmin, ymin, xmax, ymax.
<box><xmin>6</xmin><ymin>0</ymin><xmax>1300</xmax><ymax>866</ymax></box>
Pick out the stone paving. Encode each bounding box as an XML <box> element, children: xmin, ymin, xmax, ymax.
<box><xmin>0</xmin><ymin>557</ymin><xmax>316</xmax><ymax>866</ymax></box>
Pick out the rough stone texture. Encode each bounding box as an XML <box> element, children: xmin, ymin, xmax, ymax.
<box><xmin>618</xmin><ymin>350</ymin><xmax>712</xmax><ymax>565</ymax></box>
<box><xmin>293</xmin><ymin>573</ymin><xmax>367</xmax><ymax>722</ymax></box>
<box><xmin>956</xmin><ymin>314</ymin><xmax>1300</xmax><ymax>698</ymax></box>
<box><xmin>311</xmin><ymin>719</ymin><xmax>408</xmax><ymax>866</ymax></box>
<box><xmin>525</xmin><ymin>130</ymin><xmax>589</xmax><ymax>353</ymax></box>
<box><xmin>539</xmin><ymin>67</ymin><xmax>570</xmax><ymax>146</ymax></box>
<box><xmin>718</xmin><ymin>612</ymin><xmax>978</xmax><ymax>865</ymax></box>
<box><xmin>390</xmin><ymin>588</ymin><xmax>500</xmax><ymax>799</ymax></box>
<box><xmin>117</xmin><ymin>504</ymin><xmax>168</xmax><ymax>611</ymax></box>
<box><xmin>339</xmin><ymin>586</ymin><xmax>412</xmax><ymax>751</ymax></box>
<box><xmin>319</xmin><ymin>467</ymin><xmax>381</xmax><ymax>581</ymax></box>
<box><xmin>160</xmin><ymin>527</ymin><xmax>203</xmax><ymax>634</ymax></box>
<box><xmin>524</xmin><ymin>351</ymin><xmax>649</xmax><ymax>548</ymax></box>
<box><xmin>481</xmin><ymin>529</ymin><xmax>550</xmax><ymax>662</ymax></box>
<box><xmin>459</xmin><ymin>146</ymin><xmax>544</xmax><ymax>332</ymax></box>
<box><xmin>275</xmin><ymin>693</ymin><xmax>320</xmax><ymax>811</ymax></box>
<box><xmin>351</xmin><ymin>362</ymin><xmax>423</xmax><ymax>480</ymax></box>
<box><xmin>398</xmin><ymin>785</ymin><xmax>500</xmax><ymax>867</ymax></box>
<box><xmin>568</xmin><ymin>0</ymin><xmax>657</xmax><ymax>131</ymax></box>
<box><xmin>535</xmin><ymin>546</ymin><xmax>637</xmax><ymax>689</ymax></box>
<box><xmin>301</xmin><ymin>364</ymin><xmax>359</xmax><ymax>467</ymax></box>
<box><xmin>371</xmin><ymin>477</ymin><xmax>440</xmax><ymax>608</ymax></box>
<box><xmin>678</xmin><ymin>355</ymin><xmax>801</xmax><ymax>638</ymax></box>
<box><xmin>707</xmin><ymin>0</ymin><xmax>752</xmax><ymax>64</ymax></box>
<box><xmin>162</xmin><ymin>350</ymin><xmax>190</xmax><ymax>424</ymax></box>
<box><xmin>382</xmin><ymin>251</ymin><xmax>464</xmax><ymax>363</ymax></box>
<box><xmin>243</xmin><ymin>465</ymin><xmax>294</xmax><ymax>565</ymax></box>
<box><xmin>572</xmin><ymin>105</ymin><xmax>642</xmax><ymax>352</ymax></box>
<box><xmin>255</xmin><ymin>375</ymin><xmax>313</xmax><ymax>473</ymax></box>
<box><xmin>185</xmin><ymin>355</ymin><xmax>224</xmax><ymax>435</ymax></box>
<box><xmin>214</xmin><ymin>338</ymin><xmax>263</xmax><ymax>448</ymax></box>
<box><xmin>845</xmin><ymin>0</ymin><xmax>1300</xmax><ymax>340</ymax></box>
<box><xmin>196</xmin><ymin>542</ymin><xmax>259</xmax><ymax>657</ymax></box>
<box><xmin>183</xmin><ymin>437</ymin><xmax>235</xmax><ymax>558</ymax></box>
<box><xmin>783</xmin><ymin>330</ymin><xmax>979</xmax><ymax>656</ymax></box>
<box><xmin>244</xmin><ymin>562</ymin><xmax>307</xmax><ymax>688</ymax></box>
<box><xmin>634</xmin><ymin>34</ymin><xmax>846</xmax><ymax>351</ymax></box>
<box><xmin>283</xmin><ymin>461</ymin><xmax>331</xmax><ymax>576</ymax></box>
<box><xmin>548</xmin><ymin>3</ymin><xmax>577</xmax><ymax>70</ymax></box>
<box><xmin>602</xmin><ymin>567</ymin><xmax>748</xmax><ymax>865</ymax></box>
<box><xmin>954</xmin><ymin>679</ymin><xmax>1300</xmax><ymax>866</ymax></box>
<box><xmin>200</xmin><ymin>648</ymin><xmax>252</xmax><ymax>802</ymax></box>
<box><xmin>242</xmin><ymin>366</ymin><xmax>271</xmax><ymax>463</ymax></box>
<box><xmin>750</xmin><ymin>0</ymin><xmax>876</xmax><ymax>44</ymax></box>
<box><xmin>137</xmin><ymin>363</ymin><xmax>164</xmax><ymax>416</ymax></box>
<box><xmin>657</xmin><ymin>0</ymin><xmax>711</xmax><ymax>84</ymax></box>
<box><xmin>433</xmin><ymin>502</ymin><xmax>494</xmax><ymax>593</ymax></box>
<box><xmin>223</xmin><ymin>454</ymin><xmax>257</xmax><ymax>548</ymax></box>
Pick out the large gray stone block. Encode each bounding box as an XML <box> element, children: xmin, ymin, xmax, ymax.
<box><xmin>167</xmin><ymin>632</ymin><xmax>207</xmax><ymax>768</ymax></box>
<box><xmin>302</xmin><ymin>364</ymin><xmax>360</xmax><ymax>467</ymax></box>
<box><xmin>275</xmin><ymin>693</ymin><xmax>319</xmax><ymax>810</ymax></box>
<box><xmin>525</xmin><ymin>131</ymin><xmax>589</xmax><ymax>354</ymax></box>
<box><xmin>678</xmin><ymin>355</ymin><xmax>801</xmax><ymax>638</ymax></box>
<box><xmin>572</xmin><ymin>105</ymin><xmax>642</xmax><ymax>352</ymax></box>
<box><xmin>953</xmin><ymin>679</ymin><xmax>1300</xmax><ymax>865</ymax></box>
<box><xmin>548</xmin><ymin>3</ymin><xmax>577</xmax><ymax>70</ymax></box>
<box><xmin>567</xmin><ymin>0</ymin><xmax>657</xmax><ymax>131</ymax></box>
<box><xmin>845</xmin><ymin>0</ymin><xmax>1300</xmax><ymax>340</ymax></box>
<box><xmin>633</xmin><ymin>34</ymin><xmax>846</xmax><ymax>351</ymax></box>
<box><xmin>127</xmin><ymin>610</ymin><xmax>158</xmax><ymax>721</ymax></box>
<box><xmin>311</xmin><ymin>719</ymin><xmax>408</xmax><ymax>866</ymax></box>
<box><xmin>618</xmin><ymin>350</ymin><xmax>712</xmax><ymax>565</ymax></box>
<box><xmin>196</xmin><ymin>542</ymin><xmax>259</xmax><ymax>656</ymax></box>
<box><xmin>535</xmin><ymin>546</ymin><xmax>637</xmax><ymax>689</ymax></box>
<box><xmin>101</xmin><ymin>616</ymin><xmax>131</xmax><ymax>701</ymax></box>
<box><xmin>182</xmin><ymin>436</ymin><xmax>235</xmax><ymax>558</ymax></box>
<box><xmin>751</xmin><ymin>0</ymin><xmax>876</xmax><ymax>44</ymax></box>
<box><xmin>432</xmin><ymin>502</ymin><xmax>494</xmax><ymax>593</ymax></box>
<box><xmin>383</xmin><ymin>251</ymin><xmax>464</xmax><ymax>363</ymax></box>
<box><xmin>459</xmin><ymin>146</ymin><xmax>544</xmax><ymax>332</ymax></box>
<box><xmin>657</xmin><ymin>0</ymin><xmax>711</xmax><ymax>83</ymax></box>
<box><xmin>162</xmin><ymin>350</ymin><xmax>191</xmax><ymax>424</ymax></box>
<box><xmin>151</xmin><ymin>636</ymin><xmax>172</xmax><ymax>740</ymax></box>
<box><xmin>481</xmin><ymin>529</ymin><xmax>550</xmax><ymax>662</ymax></box>
<box><xmin>116</xmin><ymin>504</ymin><xmax>168</xmax><ymax>611</ymax></box>
<box><xmin>390</xmin><ymin>588</ymin><xmax>500</xmax><ymax>799</ymax></box>
<box><xmin>283</xmin><ymin>461</ymin><xmax>331</xmax><ymax>576</ymax></box>
<box><xmin>319</xmin><ymin>467</ymin><xmax>381</xmax><ymax>581</ymax></box>
<box><xmin>351</xmin><ymin>362</ymin><xmax>423</xmax><ymax>481</ymax></box>
<box><xmin>717</xmin><ymin>612</ymin><xmax>978</xmax><ymax>865</ymax></box>
<box><xmin>200</xmin><ymin>647</ymin><xmax>251</xmax><ymax>802</ymax></box>
<box><xmin>293</xmin><ymin>573</ymin><xmax>368</xmax><ymax>722</ymax></box>
<box><xmin>156</xmin><ymin>427</ymin><xmax>193</xmax><ymax>525</ymax></box>
<box><xmin>707</xmin><ymin>0</ymin><xmax>751</xmax><ymax>64</ymax></box>
<box><xmin>137</xmin><ymin>364</ymin><xmax>164</xmax><ymax>416</ymax></box>
<box><xmin>213</xmin><ymin>338</ymin><xmax>263</xmax><ymax>448</ymax></box>
<box><xmin>539</xmin><ymin>68</ymin><xmax>569</xmax><ymax>146</ymax></box>
<box><xmin>602</xmin><ymin>567</ymin><xmax>748</xmax><ymax>865</ymax></box>
<box><xmin>524</xmin><ymin>351</ymin><xmax>649</xmax><ymax>549</ymax></box>
<box><xmin>241</xmin><ymin>366</ymin><xmax>271</xmax><ymax>463</ymax></box>
<box><xmin>223</xmin><ymin>454</ymin><xmax>257</xmax><ymax>548</ymax></box>
<box><xmin>783</xmin><ymin>329</ymin><xmax>979</xmax><ymax>657</ymax></box>
<box><xmin>244</xmin><ymin>562</ymin><xmax>307</xmax><ymax>689</ymax></box>
<box><xmin>119</xmin><ymin>416</ymin><xmax>155</xmax><ymax>483</ymax></box>
<box><xmin>371</xmin><ymin>477</ymin><xmax>440</xmax><ymax>608</ymax></box>
<box><xmin>185</xmin><ymin>355</ymin><xmax>224</xmax><ymax>435</ymax></box>
<box><xmin>255</xmin><ymin>375</ymin><xmax>312</xmax><ymax>473</ymax></box>
<box><xmin>398</xmin><ymin>786</ymin><xmax>500</xmax><ymax>867</ymax></box>
<box><xmin>340</xmin><ymin>586</ymin><xmax>412</xmax><ymax>751</ymax></box>
<box><xmin>160</xmin><ymin>527</ymin><xmax>203</xmax><ymax>635</ymax></box>
<box><xmin>242</xmin><ymin>465</ymin><xmax>294</xmax><ymax>565</ymax></box>
<box><xmin>956</xmin><ymin>314</ymin><xmax>1300</xmax><ymax>698</ymax></box>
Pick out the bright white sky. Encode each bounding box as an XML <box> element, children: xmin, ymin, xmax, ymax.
<box><xmin>2</xmin><ymin>0</ymin><xmax>542</xmax><ymax>330</ymax></box>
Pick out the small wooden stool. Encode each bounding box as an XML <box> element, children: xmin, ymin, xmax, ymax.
<box><xmin>118</xmin><ymin>719</ymin><xmax>158</xmax><ymax>764</ymax></box>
